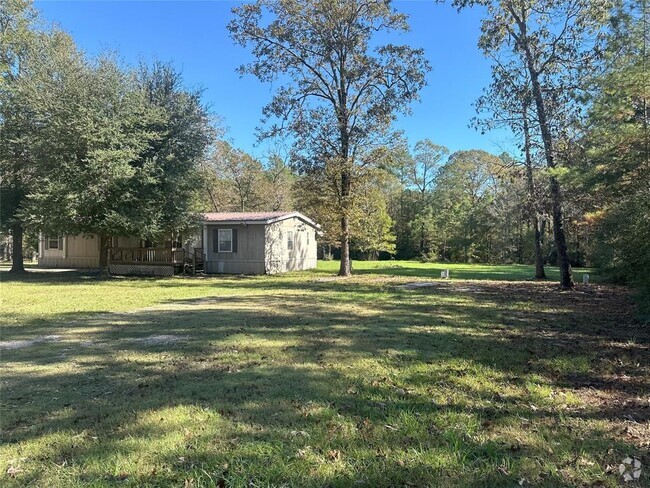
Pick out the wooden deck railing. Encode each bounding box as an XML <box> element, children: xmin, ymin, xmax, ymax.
<box><xmin>108</xmin><ymin>247</ymin><xmax>185</xmax><ymax>265</ymax></box>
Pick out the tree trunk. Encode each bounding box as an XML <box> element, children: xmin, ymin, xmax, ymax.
<box><xmin>338</xmin><ymin>168</ymin><xmax>351</xmax><ymax>276</ymax></box>
<box><xmin>524</xmin><ymin>56</ymin><xmax>573</xmax><ymax>287</ymax></box>
<box><xmin>533</xmin><ymin>215</ymin><xmax>546</xmax><ymax>279</ymax></box>
<box><xmin>522</xmin><ymin>100</ymin><xmax>546</xmax><ymax>279</ymax></box>
<box><xmin>549</xmin><ymin>177</ymin><xmax>573</xmax><ymax>286</ymax></box>
<box><xmin>511</xmin><ymin>5</ymin><xmax>573</xmax><ymax>288</ymax></box>
<box><xmin>206</xmin><ymin>185</ymin><xmax>219</xmax><ymax>212</ymax></box>
<box><xmin>337</xmin><ymin>154</ymin><xmax>352</xmax><ymax>276</ymax></box>
<box><xmin>420</xmin><ymin>222</ymin><xmax>425</xmax><ymax>256</ymax></box>
<box><xmin>338</xmin><ymin>214</ymin><xmax>351</xmax><ymax>276</ymax></box>
<box><xmin>9</xmin><ymin>222</ymin><xmax>25</xmax><ymax>274</ymax></box>
<box><xmin>98</xmin><ymin>234</ymin><xmax>110</xmax><ymax>276</ymax></box>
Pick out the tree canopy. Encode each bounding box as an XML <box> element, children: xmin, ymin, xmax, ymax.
<box><xmin>229</xmin><ymin>0</ymin><xmax>430</xmax><ymax>275</ymax></box>
<box><xmin>1</xmin><ymin>0</ymin><xmax>214</xmax><ymax>271</ymax></box>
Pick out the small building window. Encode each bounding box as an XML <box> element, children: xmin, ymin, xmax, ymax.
<box><xmin>307</xmin><ymin>231</ymin><xmax>310</xmax><ymax>246</ymax></box>
<box><xmin>218</xmin><ymin>229</ymin><xmax>233</xmax><ymax>253</ymax></box>
<box><xmin>287</xmin><ymin>231</ymin><xmax>294</xmax><ymax>251</ymax></box>
<box><xmin>47</xmin><ymin>237</ymin><xmax>61</xmax><ymax>250</ymax></box>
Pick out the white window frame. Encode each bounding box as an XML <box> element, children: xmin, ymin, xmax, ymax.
<box><xmin>287</xmin><ymin>231</ymin><xmax>294</xmax><ymax>251</ymax></box>
<box><xmin>47</xmin><ymin>236</ymin><xmax>61</xmax><ymax>250</ymax></box>
<box><xmin>217</xmin><ymin>229</ymin><xmax>233</xmax><ymax>253</ymax></box>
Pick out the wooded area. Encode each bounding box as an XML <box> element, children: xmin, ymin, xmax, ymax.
<box><xmin>1</xmin><ymin>0</ymin><xmax>648</xmax><ymax>302</ymax></box>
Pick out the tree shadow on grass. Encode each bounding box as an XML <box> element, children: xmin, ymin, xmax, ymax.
<box><xmin>1</xmin><ymin>278</ymin><xmax>647</xmax><ymax>487</ymax></box>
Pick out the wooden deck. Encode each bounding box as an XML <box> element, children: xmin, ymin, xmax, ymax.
<box><xmin>107</xmin><ymin>247</ymin><xmax>204</xmax><ymax>276</ymax></box>
<box><xmin>108</xmin><ymin>247</ymin><xmax>186</xmax><ymax>266</ymax></box>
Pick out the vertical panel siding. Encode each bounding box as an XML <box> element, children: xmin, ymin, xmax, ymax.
<box><xmin>204</xmin><ymin>224</ymin><xmax>266</xmax><ymax>274</ymax></box>
<box><xmin>66</xmin><ymin>235</ymin><xmax>100</xmax><ymax>258</ymax></box>
<box><xmin>39</xmin><ymin>256</ymin><xmax>100</xmax><ymax>268</ymax></box>
<box><xmin>39</xmin><ymin>235</ymin><xmax>100</xmax><ymax>268</ymax></box>
<box><xmin>265</xmin><ymin>218</ymin><xmax>317</xmax><ymax>273</ymax></box>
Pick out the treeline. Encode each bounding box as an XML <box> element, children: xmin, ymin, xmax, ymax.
<box><xmin>225</xmin><ymin>0</ymin><xmax>648</xmax><ymax>293</ymax></box>
<box><xmin>202</xmin><ymin>143</ymin><xmax>585</xmax><ymax>267</ymax></box>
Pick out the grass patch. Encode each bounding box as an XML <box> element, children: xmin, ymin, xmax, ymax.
<box><xmin>0</xmin><ymin>261</ymin><xmax>647</xmax><ymax>487</ymax></box>
<box><xmin>317</xmin><ymin>260</ymin><xmax>596</xmax><ymax>283</ymax></box>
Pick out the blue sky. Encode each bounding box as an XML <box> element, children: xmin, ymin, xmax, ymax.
<box><xmin>35</xmin><ymin>0</ymin><xmax>515</xmax><ymax>159</ymax></box>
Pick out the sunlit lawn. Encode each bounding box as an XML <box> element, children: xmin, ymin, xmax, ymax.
<box><xmin>317</xmin><ymin>260</ymin><xmax>596</xmax><ymax>282</ymax></box>
<box><xmin>0</xmin><ymin>261</ymin><xmax>647</xmax><ymax>487</ymax></box>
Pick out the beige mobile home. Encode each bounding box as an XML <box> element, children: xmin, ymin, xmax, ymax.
<box><xmin>37</xmin><ymin>211</ymin><xmax>319</xmax><ymax>275</ymax></box>
<box><xmin>38</xmin><ymin>235</ymin><xmax>159</xmax><ymax>269</ymax></box>
<box><xmin>203</xmin><ymin>211</ymin><xmax>319</xmax><ymax>274</ymax></box>
<box><xmin>38</xmin><ymin>235</ymin><xmax>186</xmax><ymax>276</ymax></box>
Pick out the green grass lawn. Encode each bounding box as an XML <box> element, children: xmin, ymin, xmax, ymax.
<box><xmin>1</xmin><ymin>261</ymin><xmax>647</xmax><ymax>487</ymax></box>
<box><xmin>317</xmin><ymin>260</ymin><xmax>596</xmax><ymax>282</ymax></box>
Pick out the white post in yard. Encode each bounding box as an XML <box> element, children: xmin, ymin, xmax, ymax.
<box><xmin>583</xmin><ymin>274</ymin><xmax>589</xmax><ymax>284</ymax></box>
<box><xmin>440</xmin><ymin>271</ymin><xmax>446</xmax><ymax>279</ymax></box>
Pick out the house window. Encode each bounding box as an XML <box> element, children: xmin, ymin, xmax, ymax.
<box><xmin>307</xmin><ymin>231</ymin><xmax>310</xmax><ymax>246</ymax></box>
<box><xmin>47</xmin><ymin>237</ymin><xmax>61</xmax><ymax>250</ymax></box>
<box><xmin>218</xmin><ymin>229</ymin><xmax>233</xmax><ymax>253</ymax></box>
<box><xmin>287</xmin><ymin>231</ymin><xmax>294</xmax><ymax>251</ymax></box>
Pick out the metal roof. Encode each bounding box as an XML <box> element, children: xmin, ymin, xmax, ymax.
<box><xmin>202</xmin><ymin>211</ymin><xmax>320</xmax><ymax>229</ymax></box>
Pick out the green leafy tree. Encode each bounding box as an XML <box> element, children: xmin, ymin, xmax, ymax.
<box><xmin>205</xmin><ymin>143</ymin><xmax>295</xmax><ymax>212</ymax></box>
<box><xmin>208</xmin><ymin>141</ymin><xmax>266</xmax><ymax>212</ymax></box>
<box><xmin>584</xmin><ymin>0</ymin><xmax>650</xmax><ymax>299</ymax></box>
<box><xmin>23</xmin><ymin>57</ymin><xmax>212</xmax><ymax>271</ymax></box>
<box><xmin>350</xmin><ymin>170</ymin><xmax>397</xmax><ymax>259</ymax></box>
<box><xmin>433</xmin><ymin>150</ymin><xmax>502</xmax><ymax>262</ymax></box>
<box><xmin>454</xmin><ymin>0</ymin><xmax>612</xmax><ymax>287</ymax></box>
<box><xmin>0</xmin><ymin>0</ymin><xmax>76</xmax><ymax>273</ymax></box>
<box><xmin>260</xmin><ymin>152</ymin><xmax>295</xmax><ymax>211</ymax></box>
<box><xmin>473</xmin><ymin>57</ymin><xmax>548</xmax><ymax>277</ymax></box>
<box><xmin>229</xmin><ymin>0</ymin><xmax>430</xmax><ymax>275</ymax></box>
<box><xmin>406</xmin><ymin>139</ymin><xmax>448</xmax><ymax>256</ymax></box>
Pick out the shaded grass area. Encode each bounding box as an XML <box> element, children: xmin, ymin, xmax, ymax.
<box><xmin>0</xmin><ymin>262</ymin><xmax>647</xmax><ymax>487</ymax></box>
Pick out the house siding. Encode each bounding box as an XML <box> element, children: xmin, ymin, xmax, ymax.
<box><xmin>204</xmin><ymin>223</ymin><xmax>266</xmax><ymax>274</ymax></box>
<box><xmin>265</xmin><ymin>218</ymin><xmax>317</xmax><ymax>274</ymax></box>
<box><xmin>37</xmin><ymin>235</ymin><xmax>169</xmax><ymax>269</ymax></box>
<box><xmin>36</xmin><ymin>214</ymin><xmax>319</xmax><ymax>275</ymax></box>
<box><xmin>39</xmin><ymin>235</ymin><xmax>100</xmax><ymax>268</ymax></box>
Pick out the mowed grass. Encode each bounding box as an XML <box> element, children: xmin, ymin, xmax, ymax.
<box><xmin>0</xmin><ymin>261</ymin><xmax>647</xmax><ymax>487</ymax></box>
<box><xmin>317</xmin><ymin>260</ymin><xmax>596</xmax><ymax>282</ymax></box>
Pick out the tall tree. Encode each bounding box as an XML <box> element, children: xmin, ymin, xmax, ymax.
<box><xmin>407</xmin><ymin>139</ymin><xmax>448</xmax><ymax>255</ymax></box>
<box><xmin>350</xmin><ymin>169</ymin><xmax>397</xmax><ymax>259</ymax></box>
<box><xmin>0</xmin><ymin>0</ymin><xmax>80</xmax><ymax>273</ymax></box>
<box><xmin>260</xmin><ymin>152</ymin><xmax>295</xmax><ymax>211</ymax></box>
<box><xmin>474</xmin><ymin>64</ymin><xmax>547</xmax><ymax>278</ymax></box>
<box><xmin>409</xmin><ymin>140</ymin><xmax>448</xmax><ymax>195</ymax></box>
<box><xmin>434</xmin><ymin>150</ymin><xmax>502</xmax><ymax>262</ymax></box>
<box><xmin>208</xmin><ymin>141</ymin><xmax>266</xmax><ymax>212</ymax></box>
<box><xmin>23</xmin><ymin>58</ymin><xmax>212</xmax><ymax>272</ymax></box>
<box><xmin>455</xmin><ymin>0</ymin><xmax>612</xmax><ymax>287</ymax></box>
<box><xmin>229</xmin><ymin>0</ymin><xmax>429</xmax><ymax>275</ymax></box>
<box><xmin>474</xmin><ymin>50</ymin><xmax>546</xmax><ymax>279</ymax></box>
<box><xmin>583</xmin><ymin>0</ymin><xmax>650</xmax><ymax>295</ymax></box>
